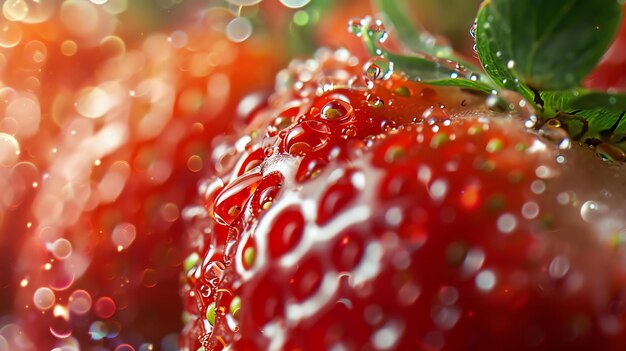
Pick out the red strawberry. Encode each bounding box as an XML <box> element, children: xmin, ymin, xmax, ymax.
<box><xmin>586</xmin><ymin>3</ymin><xmax>626</xmax><ymax>92</ymax></box>
<box><xmin>180</xmin><ymin>45</ymin><xmax>626</xmax><ymax>351</ymax></box>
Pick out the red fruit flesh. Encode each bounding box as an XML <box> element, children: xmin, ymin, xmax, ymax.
<box><xmin>180</xmin><ymin>48</ymin><xmax>626</xmax><ymax>351</ymax></box>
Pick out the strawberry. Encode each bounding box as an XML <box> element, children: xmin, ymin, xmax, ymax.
<box><xmin>585</xmin><ymin>3</ymin><xmax>626</xmax><ymax>92</ymax></box>
<box><xmin>179</xmin><ymin>41</ymin><xmax>626</xmax><ymax>351</ymax></box>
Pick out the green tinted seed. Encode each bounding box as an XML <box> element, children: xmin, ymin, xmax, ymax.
<box><xmin>541</xmin><ymin>213</ymin><xmax>555</xmax><ymax>230</ymax></box>
<box><xmin>515</xmin><ymin>143</ymin><xmax>528</xmax><ymax>152</ymax></box>
<box><xmin>385</xmin><ymin>146</ymin><xmax>407</xmax><ymax>163</ymax></box>
<box><xmin>467</xmin><ymin>125</ymin><xmax>483</xmax><ymax>135</ymax></box>
<box><xmin>206</xmin><ymin>302</ymin><xmax>216</xmax><ymax>325</ymax></box>
<box><xmin>445</xmin><ymin>241</ymin><xmax>468</xmax><ymax>265</ymax></box>
<box><xmin>184</xmin><ymin>252</ymin><xmax>200</xmax><ymax>273</ymax></box>
<box><xmin>486</xmin><ymin>138</ymin><xmax>504</xmax><ymax>153</ymax></box>
<box><xmin>244</xmin><ymin>247</ymin><xmax>256</xmax><ymax>267</ymax></box>
<box><xmin>394</xmin><ymin>86</ymin><xmax>411</xmax><ymax>97</ymax></box>
<box><xmin>230</xmin><ymin>296</ymin><xmax>241</xmax><ymax>316</ymax></box>
<box><xmin>485</xmin><ymin>194</ymin><xmax>506</xmax><ymax>213</ymax></box>
<box><xmin>430</xmin><ymin>133</ymin><xmax>450</xmax><ymax>148</ymax></box>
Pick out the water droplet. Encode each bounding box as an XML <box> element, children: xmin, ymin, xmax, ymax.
<box><xmin>320</xmin><ymin>99</ymin><xmax>353</xmax><ymax>121</ymax></box>
<box><xmin>363</xmin><ymin>56</ymin><xmax>393</xmax><ymax>86</ymax></box>
<box><xmin>596</xmin><ymin>143</ymin><xmax>625</xmax><ymax>162</ymax></box>
<box><xmin>348</xmin><ymin>18</ymin><xmax>362</xmax><ymax>36</ymax></box>
<box><xmin>580</xmin><ymin>200</ymin><xmax>608</xmax><ymax>222</ymax></box>
<box><xmin>213</xmin><ymin>170</ymin><xmax>263</xmax><ymax>226</ymax></box>
<box><xmin>486</xmin><ymin>93</ymin><xmax>513</xmax><ymax>112</ymax></box>
<box><xmin>367</xmin><ymin>19</ymin><xmax>388</xmax><ymax>43</ymax></box>
<box><xmin>366</xmin><ymin>94</ymin><xmax>384</xmax><ymax>108</ymax></box>
<box><xmin>284</xmin><ymin>120</ymin><xmax>331</xmax><ymax>156</ymax></box>
<box><xmin>201</xmin><ymin>260</ymin><xmax>222</xmax><ymax>288</ymax></box>
<box><xmin>507</xmin><ymin>60</ymin><xmax>515</xmax><ymax>69</ymax></box>
<box><xmin>540</xmin><ymin>125</ymin><xmax>571</xmax><ymax>150</ymax></box>
<box><xmin>469</xmin><ymin>22</ymin><xmax>477</xmax><ymax>38</ymax></box>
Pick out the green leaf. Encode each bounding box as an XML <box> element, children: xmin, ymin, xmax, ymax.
<box><xmin>474</xmin><ymin>3</ymin><xmax>534</xmax><ymax>101</ymax></box>
<box><xmin>570</xmin><ymin>92</ymin><xmax>626</xmax><ymax>113</ymax></box>
<box><xmin>611</xmin><ymin>113</ymin><xmax>626</xmax><ymax>143</ymax></box>
<box><xmin>539</xmin><ymin>89</ymin><xmax>584</xmax><ymax>117</ymax></box>
<box><xmin>356</xmin><ymin>19</ymin><xmax>491</xmax><ymax>84</ymax></box>
<box><xmin>386</xmin><ymin>52</ymin><xmax>459</xmax><ymax>81</ymax></box>
<box><xmin>373</xmin><ymin>0</ymin><xmax>448</xmax><ymax>56</ymax></box>
<box><xmin>426</xmin><ymin>78</ymin><xmax>494</xmax><ymax>94</ymax></box>
<box><xmin>374</xmin><ymin>0</ymin><xmax>491</xmax><ymax>83</ymax></box>
<box><xmin>475</xmin><ymin>0</ymin><xmax>621</xmax><ymax>91</ymax></box>
<box><xmin>556</xmin><ymin>115</ymin><xmax>586</xmax><ymax>139</ymax></box>
<box><xmin>577</xmin><ymin>109</ymin><xmax>623</xmax><ymax>138</ymax></box>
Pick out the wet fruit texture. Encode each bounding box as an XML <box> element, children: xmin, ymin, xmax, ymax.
<box><xmin>181</xmin><ymin>47</ymin><xmax>626</xmax><ymax>351</ymax></box>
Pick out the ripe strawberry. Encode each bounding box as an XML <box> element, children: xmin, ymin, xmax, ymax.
<box><xmin>180</xmin><ymin>45</ymin><xmax>626</xmax><ymax>351</ymax></box>
<box><xmin>585</xmin><ymin>3</ymin><xmax>626</xmax><ymax>92</ymax></box>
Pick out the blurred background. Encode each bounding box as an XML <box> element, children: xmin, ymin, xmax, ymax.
<box><xmin>0</xmin><ymin>0</ymin><xmax>485</xmax><ymax>350</ymax></box>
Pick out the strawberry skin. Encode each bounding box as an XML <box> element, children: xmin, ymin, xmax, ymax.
<box><xmin>180</xmin><ymin>48</ymin><xmax>626</xmax><ymax>351</ymax></box>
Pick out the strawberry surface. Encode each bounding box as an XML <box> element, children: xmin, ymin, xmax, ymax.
<box><xmin>180</xmin><ymin>47</ymin><xmax>626</xmax><ymax>351</ymax></box>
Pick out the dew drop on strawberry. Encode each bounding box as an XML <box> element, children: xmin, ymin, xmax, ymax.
<box><xmin>367</xmin><ymin>18</ymin><xmax>388</xmax><ymax>43</ymax></box>
<box><xmin>203</xmin><ymin>261</ymin><xmax>225</xmax><ymax>294</ymax></box>
<box><xmin>200</xmin><ymin>176</ymin><xmax>225</xmax><ymax>213</ymax></box>
<box><xmin>267</xmin><ymin>106</ymin><xmax>299</xmax><ymax>137</ymax></box>
<box><xmin>268</xmin><ymin>208</ymin><xmax>305</xmax><ymax>258</ymax></box>
<box><xmin>366</xmin><ymin>93</ymin><xmax>385</xmax><ymax>108</ymax></box>
<box><xmin>363</xmin><ymin>56</ymin><xmax>393</xmax><ymax>86</ymax></box>
<box><xmin>348</xmin><ymin>18</ymin><xmax>363</xmax><ymax>36</ymax></box>
<box><xmin>248</xmin><ymin>171</ymin><xmax>283</xmax><ymax>216</ymax></box>
<box><xmin>320</xmin><ymin>99</ymin><xmax>353</xmax><ymax>122</ymax></box>
<box><xmin>236</xmin><ymin>148</ymin><xmax>265</xmax><ymax>176</ymax></box>
<box><xmin>213</xmin><ymin>170</ymin><xmax>262</xmax><ymax>225</ymax></box>
<box><xmin>423</xmin><ymin>104</ymin><xmax>451</xmax><ymax>125</ymax></box>
<box><xmin>283</xmin><ymin>120</ymin><xmax>331</xmax><ymax>156</ymax></box>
